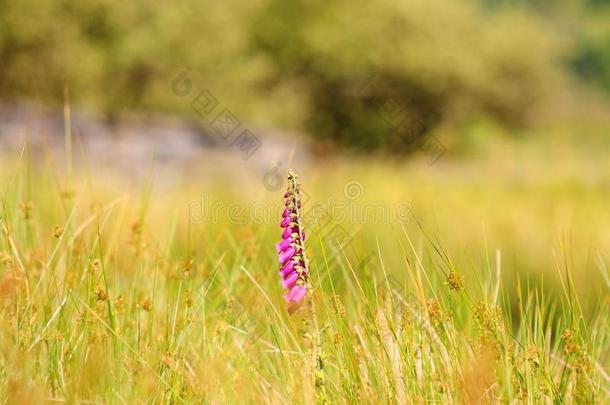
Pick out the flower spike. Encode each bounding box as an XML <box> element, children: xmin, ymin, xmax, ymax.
<box><xmin>277</xmin><ymin>169</ymin><xmax>309</xmax><ymax>314</ymax></box>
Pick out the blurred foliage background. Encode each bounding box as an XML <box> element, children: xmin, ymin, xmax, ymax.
<box><xmin>1</xmin><ymin>0</ymin><xmax>609</xmax><ymax>153</ymax></box>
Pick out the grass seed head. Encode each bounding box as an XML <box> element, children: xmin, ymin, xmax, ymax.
<box><xmin>399</xmin><ymin>309</ymin><xmax>413</xmax><ymax>331</ymax></box>
<box><xmin>526</xmin><ymin>345</ymin><xmax>540</xmax><ymax>364</ymax></box>
<box><xmin>52</xmin><ymin>225</ymin><xmax>64</xmax><ymax>238</ymax></box>
<box><xmin>473</xmin><ymin>302</ymin><xmax>504</xmax><ymax>340</ymax></box>
<box><xmin>93</xmin><ymin>287</ymin><xmax>108</xmax><ymax>302</ymax></box>
<box><xmin>330</xmin><ymin>294</ymin><xmax>346</xmax><ymax>317</ymax></box>
<box><xmin>426</xmin><ymin>299</ymin><xmax>446</xmax><ymax>324</ymax></box>
<box><xmin>445</xmin><ymin>272</ymin><xmax>464</xmax><ymax>291</ymax></box>
<box><xmin>139</xmin><ymin>298</ymin><xmax>152</xmax><ymax>312</ymax></box>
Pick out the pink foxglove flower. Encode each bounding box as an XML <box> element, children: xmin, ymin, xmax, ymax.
<box><xmin>276</xmin><ymin>169</ymin><xmax>309</xmax><ymax>313</ymax></box>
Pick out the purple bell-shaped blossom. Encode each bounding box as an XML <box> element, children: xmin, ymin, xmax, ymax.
<box><xmin>276</xmin><ymin>169</ymin><xmax>309</xmax><ymax>313</ymax></box>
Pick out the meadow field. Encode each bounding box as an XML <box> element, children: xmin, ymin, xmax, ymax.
<box><xmin>0</xmin><ymin>129</ymin><xmax>608</xmax><ymax>404</ymax></box>
<box><xmin>2</xmin><ymin>1</ymin><xmax>610</xmax><ymax>403</ymax></box>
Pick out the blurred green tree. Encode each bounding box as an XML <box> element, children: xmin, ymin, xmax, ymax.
<box><xmin>0</xmin><ymin>0</ymin><xmax>589</xmax><ymax>153</ymax></box>
<box><xmin>250</xmin><ymin>0</ymin><xmax>567</xmax><ymax>152</ymax></box>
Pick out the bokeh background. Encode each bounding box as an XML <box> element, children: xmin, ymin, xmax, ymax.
<box><xmin>0</xmin><ymin>0</ymin><xmax>609</xmax><ymax>304</ymax></box>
